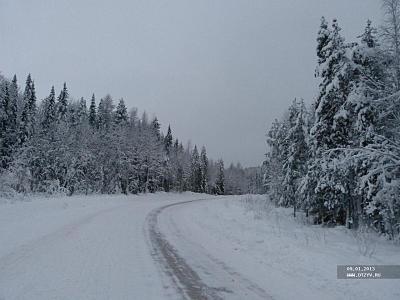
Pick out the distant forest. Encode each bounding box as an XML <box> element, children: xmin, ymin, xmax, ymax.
<box><xmin>0</xmin><ymin>76</ymin><xmax>263</xmax><ymax>197</ymax></box>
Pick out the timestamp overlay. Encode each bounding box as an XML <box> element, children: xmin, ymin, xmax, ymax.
<box><xmin>337</xmin><ymin>265</ymin><xmax>400</xmax><ymax>279</ymax></box>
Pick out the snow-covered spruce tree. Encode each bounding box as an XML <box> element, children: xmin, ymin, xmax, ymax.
<box><xmin>11</xmin><ymin>76</ymin><xmax>38</xmax><ymax>192</ymax></box>
<box><xmin>307</xmin><ymin>18</ymin><xmax>356</xmax><ymax>225</ymax></box>
<box><xmin>135</xmin><ymin>116</ymin><xmax>165</xmax><ymax>193</ymax></box>
<box><xmin>264</xmin><ymin>118</ymin><xmax>288</xmax><ymax>205</ymax></box>
<box><xmin>162</xmin><ymin>125</ymin><xmax>174</xmax><ymax>192</ymax></box>
<box><xmin>282</xmin><ymin>99</ymin><xmax>309</xmax><ymax>217</ymax></box>
<box><xmin>164</xmin><ymin>125</ymin><xmax>173</xmax><ymax>155</ymax></box>
<box><xmin>60</xmin><ymin>98</ymin><xmax>91</xmax><ymax>195</ymax></box>
<box><xmin>112</xmin><ymin>100</ymin><xmax>131</xmax><ymax>194</ymax></box>
<box><xmin>0</xmin><ymin>83</ymin><xmax>11</xmax><ymax>169</ymax></box>
<box><xmin>312</xmin><ymin>18</ymin><xmax>353</xmax><ymax>151</ymax></box>
<box><xmin>97</xmin><ymin>95</ymin><xmax>119</xmax><ymax>193</ymax></box>
<box><xmin>89</xmin><ymin>94</ymin><xmax>97</xmax><ymax>128</ymax></box>
<box><xmin>190</xmin><ymin>145</ymin><xmax>202</xmax><ymax>192</ymax></box>
<box><xmin>41</xmin><ymin>86</ymin><xmax>57</xmax><ymax>132</ymax></box>
<box><xmin>8</xmin><ymin>75</ymin><xmax>19</xmax><ymax>143</ymax></box>
<box><xmin>97</xmin><ymin>94</ymin><xmax>114</xmax><ymax>131</ymax></box>
<box><xmin>19</xmin><ymin>75</ymin><xmax>36</xmax><ymax>146</ymax></box>
<box><xmin>57</xmin><ymin>82</ymin><xmax>68</xmax><ymax>121</ymax></box>
<box><xmin>30</xmin><ymin>84</ymin><xmax>73</xmax><ymax>193</ymax></box>
<box><xmin>215</xmin><ymin>159</ymin><xmax>225</xmax><ymax>195</ymax></box>
<box><xmin>114</xmin><ymin>98</ymin><xmax>128</xmax><ymax>126</ymax></box>
<box><xmin>77</xmin><ymin>97</ymin><xmax>88</xmax><ymax>123</ymax></box>
<box><xmin>170</xmin><ymin>140</ymin><xmax>187</xmax><ymax>192</ymax></box>
<box><xmin>0</xmin><ymin>75</ymin><xmax>19</xmax><ymax>170</ymax></box>
<box><xmin>200</xmin><ymin>146</ymin><xmax>209</xmax><ymax>193</ymax></box>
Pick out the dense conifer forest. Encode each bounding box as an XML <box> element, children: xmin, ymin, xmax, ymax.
<box><xmin>263</xmin><ymin>6</ymin><xmax>400</xmax><ymax>239</ymax></box>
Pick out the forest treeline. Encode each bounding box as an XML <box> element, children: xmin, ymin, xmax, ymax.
<box><xmin>0</xmin><ymin>75</ymin><xmax>263</xmax><ymax>197</ymax></box>
<box><xmin>264</xmin><ymin>1</ymin><xmax>400</xmax><ymax>239</ymax></box>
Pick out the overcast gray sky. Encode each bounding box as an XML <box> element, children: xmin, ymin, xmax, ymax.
<box><xmin>0</xmin><ymin>0</ymin><xmax>382</xmax><ymax>167</ymax></box>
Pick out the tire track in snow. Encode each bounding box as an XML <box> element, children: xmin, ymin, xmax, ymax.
<box><xmin>146</xmin><ymin>198</ymin><xmax>273</xmax><ymax>300</ymax></box>
<box><xmin>146</xmin><ymin>199</ymin><xmax>223</xmax><ymax>300</ymax></box>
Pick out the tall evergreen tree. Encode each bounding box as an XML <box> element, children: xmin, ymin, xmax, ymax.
<box><xmin>164</xmin><ymin>125</ymin><xmax>173</xmax><ymax>155</ymax></box>
<box><xmin>215</xmin><ymin>159</ymin><xmax>225</xmax><ymax>195</ymax></box>
<box><xmin>114</xmin><ymin>98</ymin><xmax>128</xmax><ymax>125</ymax></box>
<box><xmin>264</xmin><ymin>119</ymin><xmax>288</xmax><ymax>205</ymax></box>
<box><xmin>190</xmin><ymin>145</ymin><xmax>202</xmax><ymax>192</ymax></box>
<box><xmin>282</xmin><ymin>100</ymin><xmax>309</xmax><ymax>217</ymax></box>
<box><xmin>97</xmin><ymin>95</ymin><xmax>114</xmax><ymax>130</ymax></box>
<box><xmin>8</xmin><ymin>75</ymin><xmax>18</xmax><ymax>147</ymax></box>
<box><xmin>0</xmin><ymin>83</ymin><xmax>11</xmax><ymax>169</ymax></box>
<box><xmin>57</xmin><ymin>82</ymin><xmax>69</xmax><ymax>121</ymax></box>
<box><xmin>77</xmin><ymin>97</ymin><xmax>88</xmax><ymax>123</ymax></box>
<box><xmin>19</xmin><ymin>75</ymin><xmax>36</xmax><ymax>145</ymax></box>
<box><xmin>200</xmin><ymin>146</ymin><xmax>209</xmax><ymax>193</ymax></box>
<box><xmin>89</xmin><ymin>94</ymin><xmax>97</xmax><ymax>128</ymax></box>
<box><xmin>41</xmin><ymin>86</ymin><xmax>57</xmax><ymax>132</ymax></box>
<box><xmin>308</xmin><ymin>19</ymin><xmax>354</xmax><ymax>224</ymax></box>
<box><xmin>312</xmin><ymin>19</ymin><xmax>352</xmax><ymax>150</ymax></box>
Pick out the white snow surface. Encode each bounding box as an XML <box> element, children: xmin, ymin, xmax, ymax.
<box><xmin>0</xmin><ymin>193</ymin><xmax>399</xmax><ymax>300</ymax></box>
<box><xmin>163</xmin><ymin>195</ymin><xmax>399</xmax><ymax>300</ymax></box>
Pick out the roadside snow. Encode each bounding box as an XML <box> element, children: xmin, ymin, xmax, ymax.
<box><xmin>159</xmin><ymin>195</ymin><xmax>400</xmax><ymax>300</ymax></box>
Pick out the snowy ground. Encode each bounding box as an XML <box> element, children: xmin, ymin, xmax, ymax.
<box><xmin>163</xmin><ymin>195</ymin><xmax>400</xmax><ymax>300</ymax></box>
<box><xmin>0</xmin><ymin>193</ymin><xmax>213</xmax><ymax>300</ymax></box>
<box><xmin>0</xmin><ymin>193</ymin><xmax>399</xmax><ymax>300</ymax></box>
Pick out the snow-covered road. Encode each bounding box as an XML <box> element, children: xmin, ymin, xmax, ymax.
<box><xmin>0</xmin><ymin>193</ymin><xmax>270</xmax><ymax>300</ymax></box>
<box><xmin>146</xmin><ymin>198</ymin><xmax>272</xmax><ymax>300</ymax></box>
<box><xmin>0</xmin><ymin>194</ymin><xmax>174</xmax><ymax>299</ymax></box>
<box><xmin>0</xmin><ymin>193</ymin><xmax>399</xmax><ymax>300</ymax></box>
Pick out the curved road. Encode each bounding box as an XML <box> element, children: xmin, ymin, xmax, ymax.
<box><xmin>146</xmin><ymin>198</ymin><xmax>272</xmax><ymax>300</ymax></box>
<box><xmin>0</xmin><ymin>196</ymin><xmax>271</xmax><ymax>300</ymax></box>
